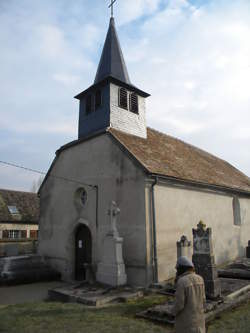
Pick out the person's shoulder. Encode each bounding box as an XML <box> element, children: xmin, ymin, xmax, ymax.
<box><xmin>176</xmin><ymin>272</ymin><xmax>192</xmax><ymax>287</ymax></box>
<box><xmin>193</xmin><ymin>273</ymin><xmax>205</xmax><ymax>283</ymax></box>
<box><xmin>177</xmin><ymin>272</ymin><xmax>204</xmax><ymax>287</ymax></box>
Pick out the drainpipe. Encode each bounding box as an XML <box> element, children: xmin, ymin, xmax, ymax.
<box><xmin>94</xmin><ymin>185</ymin><xmax>99</xmax><ymax>229</ymax></box>
<box><xmin>151</xmin><ymin>177</ymin><xmax>158</xmax><ymax>283</ymax></box>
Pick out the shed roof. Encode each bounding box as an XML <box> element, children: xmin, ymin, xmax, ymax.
<box><xmin>109</xmin><ymin>128</ymin><xmax>250</xmax><ymax>193</ymax></box>
<box><xmin>0</xmin><ymin>189</ymin><xmax>39</xmax><ymax>223</ymax></box>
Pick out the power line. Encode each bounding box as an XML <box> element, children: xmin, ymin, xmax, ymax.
<box><xmin>0</xmin><ymin>160</ymin><xmax>46</xmax><ymax>175</ymax></box>
<box><xmin>0</xmin><ymin>160</ymin><xmax>97</xmax><ymax>189</ymax></box>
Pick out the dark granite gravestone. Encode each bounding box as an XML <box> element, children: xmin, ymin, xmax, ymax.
<box><xmin>246</xmin><ymin>241</ymin><xmax>250</xmax><ymax>258</ymax></box>
<box><xmin>192</xmin><ymin>221</ymin><xmax>221</xmax><ymax>299</ymax></box>
<box><xmin>177</xmin><ymin>235</ymin><xmax>191</xmax><ymax>259</ymax></box>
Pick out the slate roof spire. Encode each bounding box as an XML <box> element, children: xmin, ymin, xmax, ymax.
<box><xmin>94</xmin><ymin>17</ymin><xmax>131</xmax><ymax>85</ymax></box>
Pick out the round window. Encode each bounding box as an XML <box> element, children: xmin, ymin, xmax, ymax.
<box><xmin>80</xmin><ymin>188</ymin><xmax>87</xmax><ymax>206</ymax></box>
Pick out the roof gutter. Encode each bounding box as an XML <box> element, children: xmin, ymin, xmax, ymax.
<box><xmin>151</xmin><ymin>176</ymin><xmax>158</xmax><ymax>283</ymax></box>
<box><xmin>150</xmin><ymin>173</ymin><xmax>250</xmax><ymax>198</ymax></box>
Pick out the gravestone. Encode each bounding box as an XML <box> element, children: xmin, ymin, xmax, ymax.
<box><xmin>177</xmin><ymin>235</ymin><xmax>191</xmax><ymax>259</ymax></box>
<box><xmin>246</xmin><ymin>241</ymin><xmax>250</xmax><ymax>258</ymax></box>
<box><xmin>192</xmin><ymin>221</ymin><xmax>221</xmax><ymax>299</ymax></box>
<box><xmin>96</xmin><ymin>201</ymin><xmax>127</xmax><ymax>286</ymax></box>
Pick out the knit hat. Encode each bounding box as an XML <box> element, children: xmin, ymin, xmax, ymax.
<box><xmin>176</xmin><ymin>256</ymin><xmax>194</xmax><ymax>269</ymax></box>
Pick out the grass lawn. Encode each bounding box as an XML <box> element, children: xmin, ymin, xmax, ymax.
<box><xmin>0</xmin><ymin>295</ymin><xmax>171</xmax><ymax>333</ymax></box>
<box><xmin>207</xmin><ymin>299</ymin><xmax>250</xmax><ymax>333</ymax></box>
<box><xmin>0</xmin><ymin>296</ymin><xmax>250</xmax><ymax>333</ymax></box>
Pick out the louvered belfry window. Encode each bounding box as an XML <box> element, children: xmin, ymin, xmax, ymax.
<box><xmin>130</xmin><ymin>93</ymin><xmax>138</xmax><ymax>113</ymax></box>
<box><xmin>119</xmin><ymin>88</ymin><xmax>128</xmax><ymax>109</ymax></box>
<box><xmin>95</xmin><ymin>90</ymin><xmax>102</xmax><ymax>110</ymax></box>
<box><xmin>86</xmin><ymin>94</ymin><xmax>92</xmax><ymax>114</ymax></box>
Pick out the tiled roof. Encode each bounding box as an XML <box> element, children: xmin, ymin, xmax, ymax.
<box><xmin>0</xmin><ymin>189</ymin><xmax>39</xmax><ymax>223</ymax></box>
<box><xmin>109</xmin><ymin>127</ymin><xmax>250</xmax><ymax>193</ymax></box>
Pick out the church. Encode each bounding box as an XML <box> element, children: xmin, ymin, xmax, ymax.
<box><xmin>38</xmin><ymin>15</ymin><xmax>250</xmax><ymax>287</ymax></box>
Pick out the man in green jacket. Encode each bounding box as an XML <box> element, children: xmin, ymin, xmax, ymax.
<box><xmin>172</xmin><ymin>256</ymin><xmax>206</xmax><ymax>333</ymax></box>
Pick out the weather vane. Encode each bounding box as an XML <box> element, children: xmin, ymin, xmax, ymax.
<box><xmin>109</xmin><ymin>0</ymin><xmax>117</xmax><ymax>18</ymax></box>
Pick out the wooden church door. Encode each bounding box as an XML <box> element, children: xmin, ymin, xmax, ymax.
<box><xmin>75</xmin><ymin>225</ymin><xmax>92</xmax><ymax>280</ymax></box>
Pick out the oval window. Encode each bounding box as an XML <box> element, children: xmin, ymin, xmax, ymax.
<box><xmin>80</xmin><ymin>188</ymin><xmax>87</xmax><ymax>206</ymax></box>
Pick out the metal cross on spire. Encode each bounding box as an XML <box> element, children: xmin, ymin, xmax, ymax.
<box><xmin>109</xmin><ymin>0</ymin><xmax>117</xmax><ymax>18</ymax></box>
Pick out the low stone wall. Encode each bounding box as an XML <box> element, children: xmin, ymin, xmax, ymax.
<box><xmin>0</xmin><ymin>239</ymin><xmax>37</xmax><ymax>257</ymax></box>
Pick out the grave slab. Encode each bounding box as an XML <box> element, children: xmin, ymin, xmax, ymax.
<box><xmin>49</xmin><ymin>283</ymin><xmax>144</xmax><ymax>307</ymax></box>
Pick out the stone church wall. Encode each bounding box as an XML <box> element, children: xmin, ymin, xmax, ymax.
<box><xmin>38</xmin><ymin>134</ymin><xmax>149</xmax><ymax>286</ymax></box>
<box><xmin>153</xmin><ymin>182</ymin><xmax>250</xmax><ymax>282</ymax></box>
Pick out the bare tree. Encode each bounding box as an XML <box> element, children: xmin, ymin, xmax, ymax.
<box><xmin>30</xmin><ymin>175</ymin><xmax>44</xmax><ymax>193</ymax></box>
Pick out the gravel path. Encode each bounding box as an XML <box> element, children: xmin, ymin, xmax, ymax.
<box><xmin>0</xmin><ymin>281</ymin><xmax>67</xmax><ymax>305</ymax></box>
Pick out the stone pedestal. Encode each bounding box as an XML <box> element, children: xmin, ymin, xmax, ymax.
<box><xmin>96</xmin><ymin>234</ymin><xmax>127</xmax><ymax>286</ymax></box>
<box><xmin>246</xmin><ymin>241</ymin><xmax>250</xmax><ymax>258</ymax></box>
<box><xmin>96</xmin><ymin>201</ymin><xmax>127</xmax><ymax>287</ymax></box>
<box><xmin>192</xmin><ymin>221</ymin><xmax>221</xmax><ymax>299</ymax></box>
<box><xmin>177</xmin><ymin>235</ymin><xmax>191</xmax><ymax>259</ymax></box>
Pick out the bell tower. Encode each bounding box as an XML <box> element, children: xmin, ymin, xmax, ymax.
<box><xmin>75</xmin><ymin>17</ymin><xmax>150</xmax><ymax>139</ymax></box>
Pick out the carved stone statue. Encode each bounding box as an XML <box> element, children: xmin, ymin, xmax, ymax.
<box><xmin>107</xmin><ymin>201</ymin><xmax>120</xmax><ymax>237</ymax></box>
<box><xmin>96</xmin><ymin>201</ymin><xmax>127</xmax><ymax>286</ymax></box>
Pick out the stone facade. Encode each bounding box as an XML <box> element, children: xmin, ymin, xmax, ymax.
<box><xmin>146</xmin><ymin>181</ymin><xmax>250</xmax><ymax>282</ymax></box>
<box><xmin>38</xmin><ymin>134</ymin><xmax>149</xmax><ymax>286</ymax></box>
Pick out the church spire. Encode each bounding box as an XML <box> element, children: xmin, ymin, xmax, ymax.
<box><xmin>94</xmin><ymin>17</ymin><xmax>131</xmax><ymax>85</ymax></box>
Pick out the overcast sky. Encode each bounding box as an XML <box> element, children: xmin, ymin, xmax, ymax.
<box><xmin>0</xmin><ymin>0</ymin><xmax>249</xmax><ymax>192</ymax></box>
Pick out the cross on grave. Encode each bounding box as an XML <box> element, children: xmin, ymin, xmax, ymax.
<box><xmin>107</xmin><ymin>201</ymin><xmax>120</xmax><ymax>236</ymax></box>
<box><xmin>109</xmin><ymin>0</ymin><xmax>117</xmax><ymax>18</ymax></box>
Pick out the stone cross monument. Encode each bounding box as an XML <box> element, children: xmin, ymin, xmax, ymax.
<box><xmin>177</xmin><ymin>235</ymin><xmax>191</xmax><ymax>259</ymax></box>
<box><xmin>96</xmin><ymin>201</ymin><xmax>127</xmax><ymax>286</ymax></box>
<box><xmin>192</xmin><ymin>221</ymin><xmax>221</xmax><ymax>299</ymax></box>
<box><xmin>107</xmin><ymin>201</ymin><xmax>120</xmax><ymax>237</ymax></box>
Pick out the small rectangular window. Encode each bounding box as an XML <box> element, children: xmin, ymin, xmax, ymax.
<box><xmin>8</xmin><ymin>230</ymin><xmax>21</xmax><ymax>239</ymax></box>
<box><xmin>129</xmin><ymin>93</ymin><xmax>139</xmax><ymax>113</ymax></box>
<box><xmin>233</xmin><ymin>196</ymin><xmax>241</xmax><ymax>226</ymax></box>
<box><xmin>30</xmin><ymin>230</ymin><xmax>38</xmax><ymax>239</ymax></box>
<box><xmin>95</xmin><ymin>90</ymin><xmax>102</xmax><ymax>110</ymax></box>
<box><xmin>119</xmin><ymin>88</ymin><xmax>128</xmax><ymax>110</ymax></box>
<box><xmin>8</xmin><ymin>205</ymin><xmax>19</xmax><ymax>215</ymax></box>
<box><xmin>86</xmin><ymin>95</ymin><xmax>93</xmax><ymax>114</ymax></box>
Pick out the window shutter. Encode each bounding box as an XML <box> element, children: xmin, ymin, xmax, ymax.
<box><xmin>21</xmin><ymin>230</ymin><xmax>27</xmax><ymax>239</ymax></box>
<box><xmin>2</xmin><ymin>230</ymin><xmax>9</xmax><ymax>239</ymax></box>
<box><xmin>30</xmin><ymin>230</ymin><xmax>38</xmax><ymax>239</ymax></box>
<box><xmin>119</xmin><ymin>88</ymin><xmax>128</xmax><ymax>109</ymax></box>
<box><xmin>129</xmin><ymin>93</ymin><xmax>138</xmax><ymax>113</ymax></box>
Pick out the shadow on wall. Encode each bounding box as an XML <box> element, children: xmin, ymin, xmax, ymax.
<box><xmin>216</xmin><ymin>238</ymin><xmax>246</xmax><ymax>266</ymax></box>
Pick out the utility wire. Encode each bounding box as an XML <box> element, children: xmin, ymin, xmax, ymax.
<box><xmin>0</xmin><ymin>160</ymin><xmax>97</xmax><ymax>189</ymax></box>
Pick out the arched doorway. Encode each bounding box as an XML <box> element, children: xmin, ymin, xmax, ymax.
<box><xmin>75</xmin><ymin>224</ymin><xmax>92</xmax><ymax>281</ymax></box>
